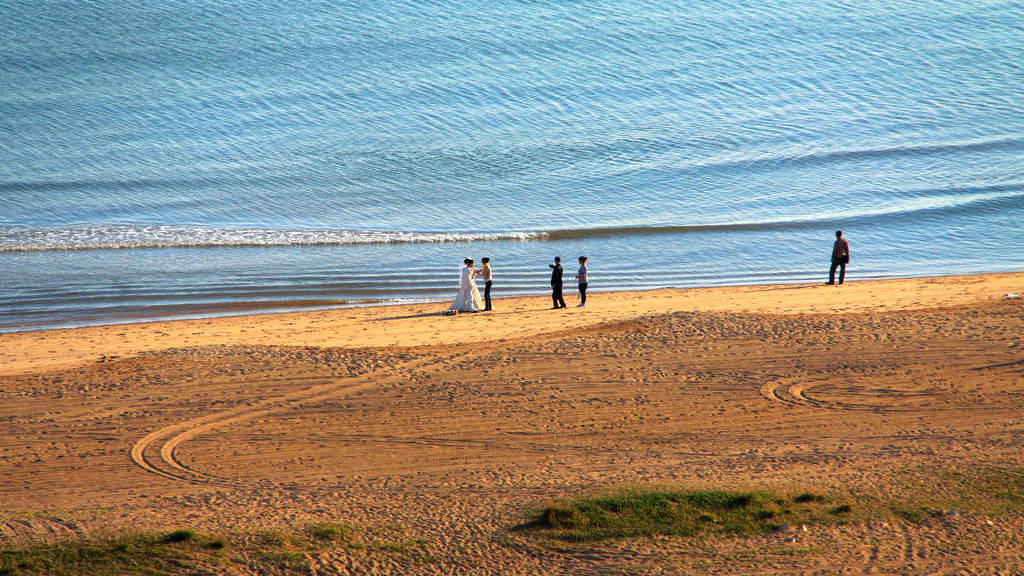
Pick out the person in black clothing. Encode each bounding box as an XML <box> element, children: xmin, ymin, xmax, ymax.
<box><xmin>827</xmin><ymin>230</ymin><xmax>851</xmax><ymax>285</ymax></box>
<box><xmin>549</xmin><ymin>256</ymin><xmax>566</xmax><ymax>308</ymax></box>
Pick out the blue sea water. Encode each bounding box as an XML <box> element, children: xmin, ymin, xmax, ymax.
<box><xmin>1</xmin><ymin>0</ymin><xmax>1022</xmax><ymax>331</ymax></box>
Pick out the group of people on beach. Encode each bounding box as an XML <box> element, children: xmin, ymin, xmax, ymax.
<box><xmin>446</xmin><ymin>231</ymin><xmax>849</xmax><ymax>315</ymax></box>
<box><xmin>447</xmin><ymin>256</ymin><xmax>589</xmax><ymax>314</ymax></box>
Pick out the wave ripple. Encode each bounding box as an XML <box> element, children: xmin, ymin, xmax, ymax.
<box><xmin>0</xmin><ymin>225</ymin><xmax>544</xmax><ymax>252</ymax></box>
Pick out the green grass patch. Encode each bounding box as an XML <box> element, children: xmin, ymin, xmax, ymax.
<box><xmin>307</xmin><ymin>522</ymin><xmax>355</xmax><ymax>543</ymax></box>
<box><xmin>949</xmin><ymin>468</ymin><xmax>1024</xmax><ymax>513</ymax></box>
<box><xmin>521</xmin><ymin>468</ymin><xmax>1024</xmax><ymax>544</ymax></box>
<box><xmin>828</xmin><ymin>504</ymin><xmax>853</xmax><ymax>515</ymax></box>
<box><xmin>879</xmin><ymin>466</ymin><xmax>1024</xmax><ymax>523</ymax></box>
<box><xmin>0</xmin><ymin>519</ymin><xmax>436</xmax><ymax>576</ymax></box>
<box><xmin>0</xmin><ymin>530</ymin><xmax>229</xmax><ymax>576</ymax></box>
<box><xmin>160</xmin><ymin>529</ymin><xmax>198</xmax><ymax>544</ymax></box>
<box><xmin>521</xmin><ymin>488</ymin><xmax>849</xmax><ymax>541</ymax></box>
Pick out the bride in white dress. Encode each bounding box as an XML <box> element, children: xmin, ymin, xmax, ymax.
<box><xmin>448</xmin><ymin>258</ymin><xmax>484</xmax><ymax>313</ymax></box>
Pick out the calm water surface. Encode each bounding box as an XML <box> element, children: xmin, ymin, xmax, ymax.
<box><xmin>2</xmin><ymin>0</ymin><xmax>1022</xmax><ymax>330</ymax></box>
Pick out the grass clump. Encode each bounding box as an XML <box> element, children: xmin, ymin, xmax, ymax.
<box><xmin>308</xmin><ymin>522</ymin><xmax>355</xmax><ymax>543</ymax></box>
<box><xmin>522</xmin><ymin>488</ymin><xmax>848</xmax><ymax>542</ymax></box>
<box><xmin>161</xmin><ymin>529</ymin><xmax>197</xmax><ymax>543</ymax></box>
<box><xmin>0</xmin><ymin>519</ymin><xmax>434</xmax><ymax>576</ymax></box>
<box><xmin>0</xmin><ymin>530</ymin><xmax>229</xmax><ymax>576</ymax></box>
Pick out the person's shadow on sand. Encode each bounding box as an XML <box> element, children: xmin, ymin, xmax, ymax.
<box><xmin>370</xmin><ymin>311</ymin><xmax>445</xmax><ymax>322</ymax></box>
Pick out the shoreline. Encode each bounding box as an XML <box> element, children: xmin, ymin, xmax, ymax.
<box><xmin>1</xmin><ymin>271</ymin><xmax>1021</xmax><ymax>377</ymax></box>
<box><xmin>6</xmin><ymin>265</ymin><xmax>1024</xmax><ymax>336</ymax></box>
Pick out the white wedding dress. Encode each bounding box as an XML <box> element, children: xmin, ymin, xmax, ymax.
<box><xmin>448</xmin><ymin>265</ymin><xmax>483</xmax><ymax>312</ymax></box>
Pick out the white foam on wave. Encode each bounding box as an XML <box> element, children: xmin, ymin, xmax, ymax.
<box><xmin>0</xmin><ymin>225</ymin><xmax>547</xmax><ymax>252</ymax></box>
<box><xmin>4</xmin><ymin>184</ymin><xmax>1020</xmax><ymax>252</ymax></box>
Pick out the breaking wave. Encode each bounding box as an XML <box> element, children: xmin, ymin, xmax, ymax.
<box><xmin>0</xmin><ymin>225</ymin><xmax>546</xmax><ymax>252</ymax></box>
<box><xmin>4</xmin><ymin>182</ymin><xmax>1021</xmax><ymax>252</ymax></box>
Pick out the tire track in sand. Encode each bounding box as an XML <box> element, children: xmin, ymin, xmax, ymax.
<box><xmin>759</xmin><ymin>380</ymin><xmax>823</xmax><ymax>409</ymax></box>
<box><xmin>759</xmin><ymin>379</ymin><xmax>913</xmax><ymax>412</ymax></box>
<box><xmin>130</xmin><ymin>357</ymin><xmax>435</xmax><ymax>487</ymax></box>
<box><xmin>0</xmin><ymin>517</ymin><xmax>89</xmax><ymax>542</ymax></box>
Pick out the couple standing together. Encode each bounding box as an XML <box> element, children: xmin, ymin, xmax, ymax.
<box><xmin>448</xmin><ymin>258</ymin><xmax>493</xmax><ymax>313</ymax></box>
<box><xmin>549</xmin><ymin>255</ymin><xmax>588</xmax><ymax>309</ymax></box>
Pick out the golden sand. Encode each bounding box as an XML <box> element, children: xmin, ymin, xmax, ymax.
<box><xmin>2</xmin><ymin>272</ymin><xmax>1021</xmax><ymax>377</ymax></box>
<box><xmin>1</xmin><ymin>272</ymin><xmax>1023</xmax><ymax>574</ymax></box>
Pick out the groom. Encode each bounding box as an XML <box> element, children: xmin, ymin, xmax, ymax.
<box><xmin>549</xmin><ymin>256</ymin><xmax>566</xmax><ymax>309</ymax></box>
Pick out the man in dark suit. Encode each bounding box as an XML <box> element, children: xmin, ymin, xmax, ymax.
<box><xmin>828</xmin><ymin>230</ymin><xmax>850</xmax><ymax>285</ymax></box>
<box><xmin>549</xmin><ymin>256</ymin><xmax>566</xmax><ymax>308</ymax></box>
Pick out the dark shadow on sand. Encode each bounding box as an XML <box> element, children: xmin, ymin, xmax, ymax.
<box><xmin>748</xmin><ymin>283</ymin><xmax>831</xmax><ymax>292</ymax></box>
<box><xmin>369</xmin><ymin>311</ymin><xmax>446</xmax><ymax>322</ymax></box>
<box><xmin>371</xmin><ymin>309</ymin><xmax>528</xmax><ymax>322</ymax></box>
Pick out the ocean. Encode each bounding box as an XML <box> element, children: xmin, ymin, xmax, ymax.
<box><xmin>2</xmin><ymin>0</ymin><xmax>1022</xmax><ymax>331</ymax></box>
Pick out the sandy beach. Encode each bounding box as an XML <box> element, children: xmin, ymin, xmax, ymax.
<box><xmin>2</xmin><ymin>272</ymin><xmax>1024</xmax><ymax>575</ymax></box>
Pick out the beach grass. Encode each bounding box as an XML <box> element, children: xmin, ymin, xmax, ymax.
<box><xmin>0</xmin><ymin>530</ymin><xmax>229</xmax><ymax>576</ymax></box>
<box><xmin>307</xmin><ymin>521</ymin><xmax>357</xmax><ymax>543</ymax></box>
<box><xmin>882</xmin><ymin>466</ymin><xmax>1024</xmax><ymax>522</ymax></box>
<box><xmin>521</xmin><ymin>468</ymin><xmax>1024</xmax><ymax>543</ymax></box>
<box><xmin>0</xmin><ymin>521</ymin><xmax>435</xmax><ymax>575</ymax></box>
<box><xmin>520</xmin><ymin>488</ymin><xmax>855</xmax><ymax>542</ymax></box>
<box><xmin>4</xmin><ymin>468</ymin><xmax>1024</xmax><ymax>573</ymax></box>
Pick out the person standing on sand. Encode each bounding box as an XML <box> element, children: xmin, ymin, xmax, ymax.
<box><xmin>576</xmin><ymin>256</ymin><xmax>589</xmax><ymax>307</ymax></box>
<box><xmin>480</xmin><ymin>257</ymin><xmax>493</xmax><ymax>311</ymax></box>
<box><xmin>448</xmin><ymin>258</ymin><xmax>484</xmax><ymax>313</ymax></box>
<box><xmin>828</xmin><ymin>230</ymin><xmax>850</xmax><ymax>285</ymax></box>
<box><xmin>549</xmin><ymin>256</ymin><xmax>566</xmax><ymax>309</ymax></box>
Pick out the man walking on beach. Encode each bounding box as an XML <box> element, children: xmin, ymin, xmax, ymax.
<box><xmin>828</xmin><ymin>230</ymin><xmax>850</xmax><ymax>285</ymax></box>
<box><xmin>480</xmin><ymin>257</ymin><xmax>493</xmax><ymax>311</ymax></box>
<box><xmin>576</xmin><ymin>256</ymin><xmax>588</xmax><ymax>307</ymax></box>
<box><xmin>549</xmin><ymin>256</ymin><xmax>566</xmax><ymax>309</ymax></box>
